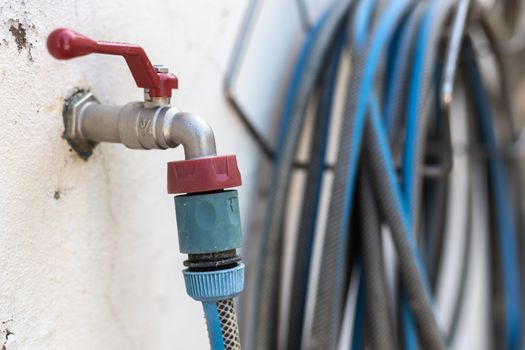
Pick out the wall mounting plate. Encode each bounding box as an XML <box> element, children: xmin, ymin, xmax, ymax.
<box><xmin>62</xmin><ymin>90</ymin><xmax>99</xmax><ymax>160</ymax></box>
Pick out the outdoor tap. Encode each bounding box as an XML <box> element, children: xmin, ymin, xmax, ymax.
<box><xmin>47</xmin><ymin>28</ymin><xmax>217</xmax><ymax>160</ymax></box>
<box><xmin>48</xmin><ymin>28</ymin><xmax>244</xmax><ymax>349</ymax></box>
<box><xmin>60</xmin><ymin>92</ymin><xmax>217</xmax><ymax>160</ymax></box>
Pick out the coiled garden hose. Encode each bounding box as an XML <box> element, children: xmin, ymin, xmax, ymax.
<box><xmin>245</xmin><ymin>1</ymin><xmax>355</xmax><ymax>349</ymax></box>
<box><xmin>462</xmin><ymin>35</ymin><xmax>522</xmax><ymax>349</ymax></box>
<box><xmin>239</xmin><ymin>1</ymin><xmax>525</xmax><ymax>349</ymax></box>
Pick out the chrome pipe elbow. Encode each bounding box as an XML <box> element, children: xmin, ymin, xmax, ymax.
<box><xmin>169</xmin><ymin>111</ymin><xmax>217</xmax><ymax>159</ymax></box>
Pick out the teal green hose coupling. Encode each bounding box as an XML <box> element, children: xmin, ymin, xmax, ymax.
<box><xmin>175</xmin><ymin>190</ymin><xmax>242</xmax><ymax>254</ymax></box>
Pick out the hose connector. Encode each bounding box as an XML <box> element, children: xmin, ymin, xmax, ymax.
<box><xmin>184</xmin><ymin>264</ymin><xmax>245</xmax><ymax>302</ymax></box>
<box><xmin>169</xmin><ymin>154</ymin><xmax>244</xmax><ymax>349</ymax></box>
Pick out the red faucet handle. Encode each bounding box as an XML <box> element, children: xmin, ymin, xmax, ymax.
<box><xmin>47</xmin><ymin>28</ymin><xmax>178</xmax><ymax>98</ymax></box>
<box><xmin>167</xmin><ymin>155</ymin><xmax>242</xmax><ymax>194</ymax></box>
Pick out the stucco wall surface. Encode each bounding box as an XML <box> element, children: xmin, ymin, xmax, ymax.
<box><xmin>0</xmin><ymin>1</ymin><xmax>259</xmax><ymax>349</ymax></box>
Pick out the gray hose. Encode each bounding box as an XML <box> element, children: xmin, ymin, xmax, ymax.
<box><xmin>408</xmin><ymin>0</ymin><xmax>456</xmax><ymax>236</ymax></box>
<box><xmin>386</xmin><ymin>2</ymin><xmax>454</xmax><ymax>345</ymax></box>
<box><xmin>246</xmin><ymin>1</ymin><xmax>355</xmax><ymax>349</ymax></box>
<box><xmin>203</xmin><ymin>299</ymin><xmax>242</xmax><ymax>350</ymax></box>
<box><xmin>446</xmin><ymin>155</ymin><xmax>473</xmax><ymax>344</ymax></box>
<box><xmin>476</xmin><ymin>11</ymin><xmax>525</xmax><ymax>345</ymax></box>
<box><xmin>364</xmin><ymin>114</ymin><xmax>446</xmax><ymax>349</ymax></box>
<box><xmin>307</xmin><ymin>51</ymin><xmax>366</xmax><ymax>350</ymax></box>
<box><xmin>286</xmin><ymin>31</ymin><xmax>345</xmax><ymax>350</ymax></box>
<box><xmin>309</xmin><ymin>3</ymin><xmax>414</xmax><ymax>350</ymax></box>
<box><xmin>385</xmin><ymin>1</ymin><xmax>428</xmax><ymax>145</ymax></box>
<box><xmin>217</xmin><ymin>299</ymin><xmax>242</xmax><ymax>350</ymax></box>
<box><xmin>359</xmin><ymin>167</ymin><xmax>396</xmax><ymax>350</ymax></box>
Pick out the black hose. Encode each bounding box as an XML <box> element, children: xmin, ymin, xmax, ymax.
<box><xmin>359</xmin><ymin>166</ymin><xmax>396</xmax><ymax>350</ymax></box>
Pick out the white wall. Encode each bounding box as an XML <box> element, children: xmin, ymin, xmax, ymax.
<box><xmin>0</xmin><ymin>1</ymin><xmax>260</xmax><ymax>348</ymax></box>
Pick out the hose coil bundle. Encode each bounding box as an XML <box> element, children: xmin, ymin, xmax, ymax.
<box><xmin>240</xmin><ymin>0</ymin><xmax>525</xmax><ymax>349</ymax></box>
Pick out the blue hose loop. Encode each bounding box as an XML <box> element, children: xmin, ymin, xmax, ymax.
<box><xmin>351</xmin><ymin>272</ymin><xmax>366</xmax><ymax>350</ymax></box>
<box><xmin>383</xmin><ymin>5</ymin><xmax>406</xmax><ymax>121</ymax></box>
<box><xmin>337</xmin><ymin>0</ymin><xmax>413</xmax><ymax>243</ymax></box>
<box><xmin>464</xmin><ymin>42</ymin><xmax>522</xmax><ymax>349</ymax></box>
<box><xmin>276</xmin><ymin>9</ymin><xmax>331</xmax><ymax>154</ymax></box>
<box><xmin>367</xmin><ymin>91</ymin><xmax>434</xmax><ymax>349</ymax></box>
<box><xmin>203</xmin><ymin>302</ymin><xmax>226</xmax><ymax>350</ymax></box>
<box><xmin>333</xmin><ymin>1</ymin><xmax>414</xmax><ymax>344</ymax></box>
<box><xmin>403</xmin><ymin>0</ymin><xmax>437</xmax><ymax>220</ymax></box>
<box><xmin>350</xmin><ymin>1</ymin><xmax>376</xmax><ymax>347</ymax></box>
<box><xmin>341</xmin><ymin>0</ymin><xmax>441</xmax><ymax>347</ymax></box>
<box><xmin>295</xmin><ymin>24</ymin><xmax>346</xmax><ymax>347</ymax></box>
<box><xmin>383</xmin><ymin>2</ymin><xmax>424</xmax><ymax>134</ymax></box>
<box><xmin>400</xmin><ymin>2</ymin><xmax>438</xmax><ymax>348</ymax></box>
<box><xmin>352</xmin><ymin>0</ymin><xmax>377</xmax><ymax>50</ymax></box>
<box><xmin>306</xmin><ymin>0</ymin><xmax>414</xmax><ymax>346</ymax></box>
<box><xmin>251</xmin><ymin>6</ymin><xmax>345</xmax><ymax>348</ymax></box>
<box><xmin>183</xmin><ymin>264</ymin><xmax>245</xmax><ymax>302</ymax></box>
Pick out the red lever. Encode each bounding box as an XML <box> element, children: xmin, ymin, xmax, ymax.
<box><xmin>47</xmin><ymin>28</ymin><xmax>178</xmax><ymax>98</ymax></box>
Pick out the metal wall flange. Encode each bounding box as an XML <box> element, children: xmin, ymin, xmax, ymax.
<box><xmin>62</xmin><ymin>90</ymin><xmax>99</xmax><ymax>160</ymax></box>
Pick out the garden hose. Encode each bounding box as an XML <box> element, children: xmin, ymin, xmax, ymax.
<box><xmin>238</xmin><ymin>1</ymin><xmax>525</xmax><ymax>349</ymax></box>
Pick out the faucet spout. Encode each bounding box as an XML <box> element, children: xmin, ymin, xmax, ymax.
<box><xmin>63</xmin><ymin>91</ymin><xmax>217</xmax><ymax>160</ymax></box>
<box><xmin>169</xmin><ymin>111</ymin><xmax>217</xmax><ymax>159</ymax></box>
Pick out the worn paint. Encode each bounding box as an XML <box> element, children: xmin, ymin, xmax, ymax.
<box><xmin>6</xmin><ymin>18</ymin><xmax>34</xmax><ymax>60</ymax></box>
<box><xmin>9</xmin><ymin>21</ymin><xmax>28</xmax><ymax>51</ymax></box>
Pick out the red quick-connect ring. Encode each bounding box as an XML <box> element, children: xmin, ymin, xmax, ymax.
<box><xmin>167</xmin><ymin>155</ymin><xmax>242</xmax><ymax>194</ymax></box>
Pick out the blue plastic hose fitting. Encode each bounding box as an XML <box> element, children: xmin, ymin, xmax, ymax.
<box><xmin>183</xmin><ymin>263</ymin><xmax>245</xmax><ymax>302</ymax></box>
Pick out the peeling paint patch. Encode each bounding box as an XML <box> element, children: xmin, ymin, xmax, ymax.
<box><xmin>9</xmin><ymin>22</ymin><xmax>27</xmax><ymax>51</ymax></box>
<box><xmin>7</xmin><ymin>19</ymin><xmax>34</xmax><ymax>61</ymax></box>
